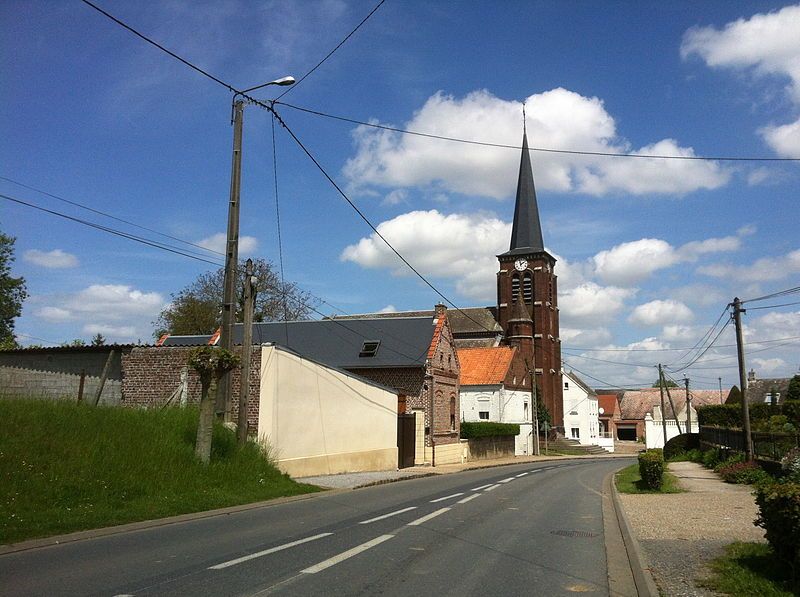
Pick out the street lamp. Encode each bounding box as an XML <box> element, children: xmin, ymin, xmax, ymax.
<box><xmin>217</xmin><ymin>75</ymin><xmax>295</xmax><ymax>419</ymax></box>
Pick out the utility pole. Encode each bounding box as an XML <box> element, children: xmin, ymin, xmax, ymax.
<box><xmin>732</xmin><ymin>297</ymin><xmax>754</xmax><ymax>461</ymax></box>
<box><xmin>238</xmin><ymin>259</ymin><xmax>255</xmax><ymax>445</ymax></box>
<box><xmin>684</xmin><ymin>377</ymin><xmax>692</xmax><ymax>434</ymax></box>
<box><xmin>217</xmin><ymin>98</ymin><xmax>244</xmax><ymax>419</ymax></box>
<box><xmin>528</xmin><ymin>360</ymin><xmax>540</xmax><ymax>456</ymax></box>
<box><xmin>664</xmin><ymin>378</ymin><xmax>682</xmax><ymax>435</ymax></box>
<box><xmin>718</xmin><ymin>377</ymin><xmax>723</xmax><ymax>404</ymax></box>
<box><xmin>658</xmin><ymin>364</ymin><xmax>668</xmax><ymax>448</ymax></box>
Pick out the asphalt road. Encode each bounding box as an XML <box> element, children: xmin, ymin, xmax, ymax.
<box><xmin>2</xmin><ymin>458</ymin><xmax>633</xmax><ymax>597</ymax></box>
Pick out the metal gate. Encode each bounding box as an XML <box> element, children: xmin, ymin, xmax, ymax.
<box><xmin>397</xmin><ymin>413</ymin><xmax>416</xmax><ymax>468</ymax></box>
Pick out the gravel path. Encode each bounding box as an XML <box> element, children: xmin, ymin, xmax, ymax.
<box><xmin>295</xmin><ymin>469</ymin><xmax>432</xmax><ymax>489</ymax></box>
<box><xmin>618</xmin><ymin>461</ymin><xmax>765</xmax><ymax>596</ymax></box>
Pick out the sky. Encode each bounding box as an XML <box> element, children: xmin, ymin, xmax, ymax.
<box><xmin>2</xmin><ymin>0</ymin><xmax>799</xmax><ymax>391</ymax></box>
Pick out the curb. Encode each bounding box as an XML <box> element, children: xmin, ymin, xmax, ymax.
<box><xmin>609</xmin><ymin>470</ymin><xmax>659</xmax><ymax>597</ymax></box>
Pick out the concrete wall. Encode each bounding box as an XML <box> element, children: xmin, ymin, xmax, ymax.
<box><xmin>258</xmin><ymin>346</ymin><xmax>398</xmax><ymax>477</ymax></box>
<box><xmin>465</xmin><ymin>436</ymin><xmax>515</xmax><ymax>461</ymax></box>
<box><xmin>0</xmin><ymin>347</ymin><xmax>125</xmax><ymax>405</ymax></box>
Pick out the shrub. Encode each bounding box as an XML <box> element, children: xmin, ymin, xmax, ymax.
<box><xmin>783</xmin><ymin>401</ymin><xmax>800</xmax><ymax>429</ymax></box>
<box><xmin>716</xmin><ymin>460</ymin><xmax>773</xmax><ymax>485</ymax></box>
<box><xmin>698</xmin><ymin>404</ymin><xmax>741</xmax><ymax>428</ymax></box>
<box><xmin>702</xmin><ymin>447</ymin><xmax>725</xmax><ymax>468</ymax></box>
<box><xmin>755</xmin><ymin>481</ymin><xmax>800</xmax><ymax>577</ymax></box>
<box><xmin>781</xmin><ymin>448</ymin><xmax>800</xmax><ymax>482</ymax></box>
<box><xmin>459</xmin><ymin>421</ymin><xmax>520</xmax><ymax>439</ymax></box>
<box><xmin>714</xmin><ymin>452</ymin><xmax>744</xmax><ymax>473</ymax></box>
<box><xmin>664</xmin><ymin>433</ymin><xmax>700</xmax><ymax>461</ymax></box>
<box><xmin>638</xmin><ymin>449</ymin><xmax>664</xmax><ymax>490</ymax></box>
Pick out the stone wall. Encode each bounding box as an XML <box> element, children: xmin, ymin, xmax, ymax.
<box><xmin>466</xmin><ymin>435</ymin><xmax>516</xmax><ymax>461</ymax></box>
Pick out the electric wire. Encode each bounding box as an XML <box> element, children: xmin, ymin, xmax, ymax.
<box><xmin>746</xmin><ymin>300</ymin><xmax>800</xmax><ymax>311</ymax></box>
<box><xmin>0</xmin><ymin>175</ymin><xmax>225</xmax><ymax>257</ymax></box>
<box><xmin>561</xmin><ymin>360</ymin><xmax>650</xmax><ymax>390</ymax></box>
<box><xmin>668</xmin><ymin>318</ymin><xmax>733</xmax><ymax>373</ymax></box>
<box><xmin>563</xmin><ymin>335</ymin><xmax>800</xmax><ymax>353</ymax></box>
<box><xmin>666</xmin><ymin>305</ymin><xmax>729</xmax><ymax>370</ymax></box>
<box><xmin>269</xmin><ymin>114</ymin><xmax>291</xmax><ymax>348</ymax></box>
<box><xmin>741</xmin><ymin>286</ymin><xmax>800</xmax><ymax>304</ymax></box>
<box><xmin>2</xmin><ymin>193</ymin><xmax>223</xmax><ymax>266</ymax></box>
<box><xmin>274</xmin><ymin>0</ymin><xmax>386</xmax><ymax>100</ymax></box>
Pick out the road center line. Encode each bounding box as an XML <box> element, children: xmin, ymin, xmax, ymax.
<box><xmin>359</xmin><ymin>506</ymin><xmax>417</xmax><ymax>524</ymax></box>
<box><xmin>430</xmin><ymin>492</ymin><xmax>464</xmax><ymax>503</ymax></box>
<box><xmin>407</xmin><ymin>507</ymin><xmax>451</xmax><ymax>526</ymax></box>
<box><xmin>457</xmin><ymin>494</ymin><xmax>480</xmax><ymax>504</ymax></box>
<box><xmin>515</xmin><ymin>472</ymin><xmax>528</xmax><ymax>477</ymax></box>
<box><xmin>498</xmin><ymin>477</ymin><xmax>515</xmax><ymax>483</ymax></box>
<box><xmin>483</xmin><ymin>484</ymin><xmax>501</xmax><ymax>492</ymax></box>
<box><xmin>471</xmin><ymin>483</ymin><xmax>493</xmax><ymax>491</ymax></box>
<box><xmin>209</xmin><ymin>533</ymin><xmax>333</xmax><ymax>570</ymax></box>
<box><xmin>301</xmin><ymin>535</ymin><xmax>394</xmax><ymax>574</ymax></box>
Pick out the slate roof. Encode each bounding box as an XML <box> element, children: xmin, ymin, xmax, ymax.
<box><xmin>330</xmin><ymin>307</ymin><xmax>502</xmax><ymax>336</ymax></box>
<box><xmin>499</xmin><ymin>132</ymin><xmax>545</xmax><ymax>257</ymax></box>
<box><xmin>619</xmin><ymin>389</ymin><xmax>723</xmax><ymax>420</ymax></box>
<box><xmin>457</xmin><ymin>346</ymin><xmax>516</xmax><ymax>385</ymax></box>
<box><xmin>160</xmin><ymin>316</ymin><xmax>437</xmax><ymax>370</ymax></box>
<box><xmin>742</xmin><ymin>377</ymin><xmax>792</xmax><ymax>404</ymax></box>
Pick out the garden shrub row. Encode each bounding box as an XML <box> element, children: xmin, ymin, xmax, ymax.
<box><xmin>638</xmin><ymin>449</ymin><xmax>664</xmax><ymax>490</ymax></box>
<box><xmin>698</xmin><ymin>400</ymin><xmax>800</xmax><ymax>430</ymax></box>
<box><xmin>459</xmin><ymin>421</ymin><xmax>520</xmax><ymax>439</ymax></box>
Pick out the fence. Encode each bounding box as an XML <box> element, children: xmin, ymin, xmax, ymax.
<box><xmin>700</xmin><ymin>426</ymin><xmax>800</xmax><ymax>461</ymax></box>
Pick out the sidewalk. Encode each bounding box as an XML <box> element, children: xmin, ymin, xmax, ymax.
<box><xmin>616</xmin><ymin>461</ymin><xmax>765</xmax><ymax>596</ymax></box>
<box><xmin>296</xmin><ymin>451</ymin><xmax>633</xmax><ymax>488</ymax></box>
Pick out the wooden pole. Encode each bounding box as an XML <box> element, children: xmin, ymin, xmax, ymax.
<box><xmin>92</xmin><ymin>350</ymin><xmax>115</xmax><ymax>406</ymax></box>
<box><xmin>732</xmin><ymin>297</ymin><xmax>754</xmax><ymax>461</ymax></box>
<box><xmin>658</xmin><ymin>364</ymin><xmax>668</xmax><ymax>448</ymax></box>
<box><xmin>684</xmin><ymin>377</ymin><xmax>692</xmax><ymax>433</ymax></box>
<box><xmin>238</xmin><ymin>259</ymin><xmax>255</xmax><ymax>445</ymax></box>
<box><xmin>664</xmin><ymin>379</ymin><xmax>682</xmax><ymax>435</ymax></box>
<box><xmin>77</xmin><ymin>368</ymin><xmax>86</xmax><ymax>403</ymax></box>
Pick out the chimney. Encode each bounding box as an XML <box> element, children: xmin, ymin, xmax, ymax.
<box><xmin>434</xmin><ymin>303</ymin><xmax>447</xmax><ymax>318</ymax></box>
<box><xmin>748</xmin><ymin>368</ymin><xmax>756</xmax><ymax>383</ymax></box>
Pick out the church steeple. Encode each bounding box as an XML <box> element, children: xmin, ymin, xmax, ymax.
<box><xmin>507</xmin><ymin>132</ymin><xmax>545</xmax><ymax>254</ymax></box>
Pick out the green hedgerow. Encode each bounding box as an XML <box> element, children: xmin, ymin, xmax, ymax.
<box><xmin>638</xmin><ymin>449</ymin><xmax>664</xmax><ymax>490</ymax></box>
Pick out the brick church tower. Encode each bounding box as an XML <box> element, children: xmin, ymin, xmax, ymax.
<box><xmin>496</xmin><ymin>131</ymin><xmax>564</xmax><ymax>429</ymax></box>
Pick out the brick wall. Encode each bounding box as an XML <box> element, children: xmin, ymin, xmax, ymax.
<box><xmin>121</xmin><ymin>346</ymin><xmax>262</xmax><ymax>433</ymax></box>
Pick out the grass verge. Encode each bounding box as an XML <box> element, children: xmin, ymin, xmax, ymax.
<box><xmin>615</xmin><ymin>463</ymin><xmax>684</xmax><ymax>494</ymax></box>
<box><xmin>700</xmin><ymin>542</ymin><xmax>797</xmax><ymax>596</ymax></box>
<box><xmin>0</xmin><ymin>398</ymin><xmax>320</xmax><ymax>544</ymax></box>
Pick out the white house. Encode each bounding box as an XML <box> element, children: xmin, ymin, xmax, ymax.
<box><xmin>457</xmin><ymin>346</ymin><xmax>534</xmax><ymax>456</ymax></box>
<box><xmin>561</xmin><ymin>370</ymin><xmax>602</xmax><ymax>448</ymax></box>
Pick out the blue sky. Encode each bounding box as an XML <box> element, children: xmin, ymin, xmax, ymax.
<box><xmin>3</xmin><ymin>1</ymin><xmax>799</xmax><ymax>390</ymax></box>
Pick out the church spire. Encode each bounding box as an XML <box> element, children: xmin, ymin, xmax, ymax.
<box><xmin>508</xmin><ymin>130</ymin><xmax>545</xmax><ymax>253</ymax></box>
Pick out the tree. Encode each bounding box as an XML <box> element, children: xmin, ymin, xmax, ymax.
<box><xmin>0</xmin><ymin>233</ymin><xmax>27</xmax><ymax>350</ymax></box>
<box><xmin>61</xmin><ymin>339</ymin><xmax>86</xmax><ymax>347</ymax></box>
<box><xmin>788</xmin><ymin>375</ymin><xmax>800</xmax><ymax>402</ymax></box>
<box><xmin>726</xmin><ymin>385</ymin><xmax>742</xmax><ymax>404</ymax></box>
<box><xmin>652</xmin><ymin>379</ymin><xmax>679</xmax><ymax>388</ymax></box>
<box><xmin>536</xmin><ymin>393</ymin><xmax>551</xmax><ymax>428</ymax></box>
<box><xmin>154</xmin><ymin>259</ymin><xmax>317</xmax><ymax>337</ymax></box>
<box><xmin>91</xmin><ymin>333</ymin><xmax>106</xmax><ymax>346</ymax></box>
<box><xmin>189</xmin><ymin>347</ymin><xmax>239</xmax><ymax>464</ymax></box>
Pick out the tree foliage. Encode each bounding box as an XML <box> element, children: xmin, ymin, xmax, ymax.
<box><xmin>0</xmin><ymin>233</ymin><xmax>27</xmax><ymax>350</ymax></box>
<box><xmin>788</xmin><ymin>376</ymin><xmax>800</xmax><ymax>403</ymax></box>
<box><xmin>91</xmin><ymin>333</ymin><xmax>106</xmax><ymax>346</ymax></box>
<box><xmin>652</xmin><ymin>379</ymin><xmax>679</xmax><ymax>388</ymax></box>
<box><xmin>154</xmin><ymin>259</ymin><xmax>317</xmax><ymax>337</ymax></box>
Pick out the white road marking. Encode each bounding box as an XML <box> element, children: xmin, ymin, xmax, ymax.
<box><xmin>430</xmin><ymin>492</ymin><xmax>464</xmax><ymax>503</ymax></box>
<box><xmin>498</xmin><ymin>477</ymin><xmax>515</xmax><ymax>483</ymax></box>
<box><xmin>457</xmin><ymin>494</ymin><xmax>480</xmax><ymax>504</ymax></box>
<box><xmin>209</xmin><ymin>533</ymin><xmax>333</xmax><ymax>570</ymax></box>
<box><xmin>359</xmin><ymin>507</ymin><xmax>417</xmax><ymax>524</ymax></box>
<box><xmin>407</xmin><ymin>507</ymin><xmax>451</xmax><ymax>526</ymax></box>
<box><xmin>529</xmin><ymin>469</ymin><xmax>541</xmax><ymax>473</ymax></box>
<box><xmin>301</xmin><ymin>535</ymin><xmax>394</xmax><ymax>574</ymax></box>
<box><xmin>515</xmin><ymin>472</ymin><xmax>529</xmax><ymax>477</ymax></box>
<box><xmin>471</xmin><ymin>483</ymin><xmax>493</xmax><ymax>491</ymax></box>
<box><xmin>484</xmin><ymin>484</ymin><xmax>501</xmax><ymax>492</ymax></box>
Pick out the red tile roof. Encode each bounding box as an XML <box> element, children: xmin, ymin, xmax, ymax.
<box><xmin>597</xmin><ymin>394</ymin><xmax>619</xmax><ymax>415</ymax></box>
<box><xmin>427</xmin><ymin>314</ymin><xmax>445</xmax><ymax>360</ymax></box>
<box><xmin>457</xmin><ymin>346</ymin><xmax>516</xmax><ymax>385</ymax></box>
<box><xmin>619</xmin><ymin>389</ymin><xmax>722</xmax><ymax>420</ymax></box>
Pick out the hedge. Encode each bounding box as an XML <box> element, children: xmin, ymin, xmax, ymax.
<box><xmin>460</xmin><ymin>421</ymin><xmax>520</xmax><ymax>439</ymax></box>
<box><xmin>663</xmin><ymin>432</ymin><xmax>699</xmax><ymax>460</ymax></box>
<box><xmin>638</xmin><ymin>449</ymin><xmax>664</xmax><ymax>489</ymax></box>
<box><xmin>698</xmin><ymin>401</ymin><xmax>800</xmax><ymax>429</ymax></box>
<box><xmin>755</xmin><ymin>481</ymin><xmax>800</xmax><ymax>577</ymax></box>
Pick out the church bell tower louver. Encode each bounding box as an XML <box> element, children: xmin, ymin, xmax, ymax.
<box><xmin>497</xmin><ymin>131</ymin><xmax>564</xmax><ymax>429</ymax></box>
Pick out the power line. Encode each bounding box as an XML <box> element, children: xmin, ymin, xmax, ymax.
<box><xmin>667</xmin><ymin>305</ymin><xmax>729</xmax><ymax>370</ymax></box>
<box><xmin>0</xmin><ymin>175</ymin><xmax>224</xmax><ymax>257</ymax></box>
<box><xmin>274</xmin><ymin>0</ymin><xmax>386</xmax><ymax>100</ymax></box>
<box><xmin>746</xmin><ymin>300</ymin><xmax>800</xmax><ymax>311</ymax></box>
<box><xmin>668</xmin><ymin>318</ymin><xmax>733</xmax><ymax>373</ymax></box>
<box><xmin>742</xmin><ymin>286</ymin><xmax>800</xmax><ymax>304</ymax></box>
<box><xmin>558</xmin><ymin>351</ymin><xmax>656</xmax><ymax>369</ymax></box>
<box><xmin>275</xmin><ymin>100</ymin><xmax>800</xmax><ymax>162</ymax></box>
<box><xmin>563</xmin><ymin>334</ymin><xmax>800</xmax><ymax>352</ymax></box>
<box><xmin>561</xmin><ymin>360</ymin><xmax>650</xmax><ymax>390</ymax></box>
<box><xmin>2</xmin><ymin>193</ymin><xmax>223</xmax><ymax>266</ymax></box>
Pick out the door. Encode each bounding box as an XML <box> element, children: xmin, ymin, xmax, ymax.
<box><xmin>397</xmin><ymin>413</ymin><xmax>416</xmax><ymax>468</ymax></box>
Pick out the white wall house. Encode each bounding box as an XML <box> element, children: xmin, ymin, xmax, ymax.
<box><xmin>458</xmin><ymin>347</ymin><xmax>533</xmax><ymax>456</ymax></box>
<box><xmin>644</xmin><ymin>403</ymin><xmax>700</xmax><ymax>449</ymax></box>
<box><xmin>562</xmin><ymin>370</ymin><xmax>602</xmax><ymax>448</ymax></box>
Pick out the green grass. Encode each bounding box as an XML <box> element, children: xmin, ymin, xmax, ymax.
<box><xmin>700</xmin><ymin>542</ymin><xmax>797</xmax><ymax>596</ymax></box>
<box><xmin>614</xmin><ymin>463</ymin><xmax>684</xmax><ymax>493</ymax></box>
<box><xmin>0</xmin><ymin>398</ymin><xmax>320</xmax><ymax>544</ymax></box>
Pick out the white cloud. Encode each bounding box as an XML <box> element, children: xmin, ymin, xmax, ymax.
<box><xmin>629</xmin><ymin>299</ymin><xmax>694</xmax><ymax>327</ymax></box>
<box><xmin>24</xmin><ymin>249</ymin><xmax>79</xmax><ymax>269</ymax></box>
<box><xmin>670</xmin><ymin>283</ymin><xmax>726</xmax><ymax>307</ymax></box>
<box><xmin>698</xmin><ymin>248</ymin><xmax>800</xmax><ymax>282</ymax></box>
<box><xmin>197</xmin><ymin>233</ymin><xmax>258</xmax><ymax>256</ymax></box>
<box><xmin>558</xmin><ymin>283</ymin><xmax>635</xmax><ymax>326</ymax></box>
<box><xmin>681</xmin><ymin>5</ymin><xmax>800</xmax><ymax>158</ymax></box>
<box><xmin>751</xmin><ymin>357</ymin><xmax>788</xmax><ymax>374</ymax></box>
<box><xmin>341</xmin><ymin>209</ymin><xmax>510</xmax><ymax>302</ymax></box>
<box><xmin>35</xmin><ymin>306</ymin><xmax>72</xmax><ymax>322</ymax></box>
<box><xmin>82</xmin><ymin>323</ymin><xmax>137</xmax><ymax>338</ymax></box>
<box><xmin>382</xmin><ymin>189</ymin><xmax>408</xmax><ymax>206</ymax></box>
<box><xmin>559</xmin><ymin>327</ymin><xmax>613</xmax><ymax>347</ymax></box>
<box><xmin>344</xmin><ymin>88</ymin><xmax>729</xmax><ymax>199</ymax></box>
<box><xmin>378</xmin><ymin>304</ymin><xmax>397</xmax><ymax>313</ymax></box>
<box><xmin>66</xmin><ymin>285</ymin><xmax>164</xmax><ymax>321</ymax></box>
<box><xmin>662</xmin><ymin>324</ymin><xmax>699</xmax><ymax>342</ymax></box>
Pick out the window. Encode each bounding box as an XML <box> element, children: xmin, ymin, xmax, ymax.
<box><xmin>511</xmin><ymin>274</ymin><xmax>520</xmax><ymax>302</ymax></box>
<box><xmin>479</xmin><ymin>411</ymin><xmax>490</xmax><ymax>420</ymax></box>
<box><xmin>359</xmin><ymin>340</ymin><xmax>380</xmax><ymax>357</ymax></box>
<box><xmin>524</xmin><ymin>402</ymin><xmax>529</xmax><ymax>420</ymax></box>
<box><xmin>522</xmin><ymin>273</ymin><xmax>532</xmax><ymax>304</ymax></box>
<box><xmin>450</xmin><ymin>396</ymin><xmax>456</xmax><ymax>431</ymax></box>
<box><xmin>564</xmin><ymin>381</ymin><xmax>570</xmax><ymax>390</ymax></box>
<box><xmin>571</xmin><ymin>427</ymin><xmax>580</xmax><ymax>439</ymax></box>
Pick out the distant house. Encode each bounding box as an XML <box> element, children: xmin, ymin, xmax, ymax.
<box><xmin>562</xmin><ymin>370</ymin><xmax>608</xmax><ymax>451</ymax></box>
<box><xmin>128</xmin><ymin>304</ymin><xmax>462</xmax><ymax>470</ymax></box>
<box><xmin>619</xmin><ymin>388</ymin><xmax>722</xmax><ymax>442</ymax></box>
<box><xmin>726</xmin><ymin>369</ymin><xmax>792</xmax><ymax>405</ymax></box>
<box><xmin>597</xmin><ymin>393</ymin><xmax>621</xmax><ymax>441</ymax></box>
<box><xmin>457</xmin><ymin>345</ymin><xmax>533</xmax><ymax>455</ymax></box>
